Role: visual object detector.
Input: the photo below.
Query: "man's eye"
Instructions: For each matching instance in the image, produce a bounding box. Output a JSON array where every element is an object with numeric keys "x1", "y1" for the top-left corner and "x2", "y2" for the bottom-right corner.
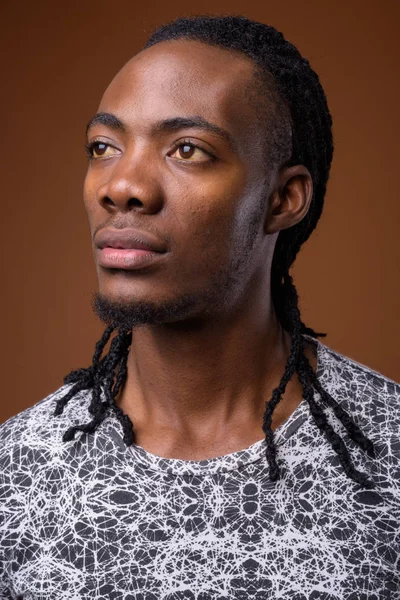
[
  {"x1": 86, "y1": 142, "x2": 119, "y2": 159},
  {"x1": 171, "y1": 143, "x2": 211, "y2": 162}
]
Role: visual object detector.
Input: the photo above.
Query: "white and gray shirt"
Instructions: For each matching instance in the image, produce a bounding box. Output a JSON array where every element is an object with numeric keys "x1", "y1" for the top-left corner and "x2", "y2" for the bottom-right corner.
[{"x1": 0, "y1": 340, "x2": 399, "y2": 599}]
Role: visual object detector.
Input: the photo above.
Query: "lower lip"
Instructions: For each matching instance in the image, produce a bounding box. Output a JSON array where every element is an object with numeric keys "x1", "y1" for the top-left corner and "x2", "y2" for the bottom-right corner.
[{"x1": 98, "y1": 247, "x2": 165, "y2": 270}]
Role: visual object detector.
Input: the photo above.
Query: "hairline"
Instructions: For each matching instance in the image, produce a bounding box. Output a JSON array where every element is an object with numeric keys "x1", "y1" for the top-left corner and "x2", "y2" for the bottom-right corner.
[{"x1": 142, "y1": 36, "x2": 293, "y2": 169}]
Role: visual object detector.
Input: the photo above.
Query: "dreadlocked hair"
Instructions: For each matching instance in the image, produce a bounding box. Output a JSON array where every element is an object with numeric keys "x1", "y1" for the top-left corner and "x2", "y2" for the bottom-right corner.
[
  {"x1": 54, "y1": 325, "x2": 134, "y2": 446},
  {"x1": 54, "y1": 15, "x2": 375, "y2": 487}
]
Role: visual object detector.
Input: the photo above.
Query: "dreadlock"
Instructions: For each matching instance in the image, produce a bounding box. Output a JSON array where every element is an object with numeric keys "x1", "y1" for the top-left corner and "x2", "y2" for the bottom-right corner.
[{"x1": 54, "y1": 15, "x2": 375, "y2": 487}]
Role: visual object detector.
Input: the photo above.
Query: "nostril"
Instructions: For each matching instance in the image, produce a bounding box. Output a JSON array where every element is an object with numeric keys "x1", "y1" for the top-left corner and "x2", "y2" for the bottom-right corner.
[
  {"x1": 128, "y1": 197, "x2": 144, "y2": 208},
  {"x1": 103, "y1": 196, "x2": 115, "y2": 208},
  {"x1": 100, "y1": 195, "x2": 145, "y2": 210}
]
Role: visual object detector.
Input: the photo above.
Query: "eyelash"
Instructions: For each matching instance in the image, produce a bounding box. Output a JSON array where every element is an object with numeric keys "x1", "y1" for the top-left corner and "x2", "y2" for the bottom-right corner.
[
  {"x1": 84, "y1": 141, "x2": 109, "y2": 159},
  {"x1": 170, "y1": 139, "x2": 215, "y2": 162},
  {"x1": 84, "y1": 139, "x2": 215, "y2": 162}
]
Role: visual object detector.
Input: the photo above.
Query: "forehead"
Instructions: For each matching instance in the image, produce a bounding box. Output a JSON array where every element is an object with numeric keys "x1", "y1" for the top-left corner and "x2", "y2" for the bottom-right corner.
[{"x1": 98, "y1": 40, "x2": 264, "y2": 144}]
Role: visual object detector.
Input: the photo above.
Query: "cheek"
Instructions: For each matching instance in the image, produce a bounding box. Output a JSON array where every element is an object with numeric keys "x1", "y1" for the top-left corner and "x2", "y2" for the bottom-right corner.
[
  {"x1": 83, "y1": 174, "x2": 102, "y2": 234},
  {"x1": 175, "y1": 170, "x2": 249, "y2": 244},
  {"x1": 165, "y1": 183, "x2": 254, "y2": 289},
  {"x1": 172, "y1": 199, "x2": 233, "y2": 271}
]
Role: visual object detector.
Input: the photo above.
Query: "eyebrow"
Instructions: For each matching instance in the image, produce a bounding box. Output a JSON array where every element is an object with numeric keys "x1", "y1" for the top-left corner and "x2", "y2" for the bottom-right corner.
[
  {"x1": 86, "y1": 112, "x2": 125, "y2": 136},
  {"x1": 86, "y1": 112, "x2": 234, "y2": 147},
  {"x1": 153, "y1": 116, "x2": 233, "y2": 146}
]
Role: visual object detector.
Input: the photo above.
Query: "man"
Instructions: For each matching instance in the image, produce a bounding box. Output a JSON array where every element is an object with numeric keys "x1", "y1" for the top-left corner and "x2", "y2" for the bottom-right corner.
[{"x1": 0, "y1": 14, "x2": 399, "y2": 600}]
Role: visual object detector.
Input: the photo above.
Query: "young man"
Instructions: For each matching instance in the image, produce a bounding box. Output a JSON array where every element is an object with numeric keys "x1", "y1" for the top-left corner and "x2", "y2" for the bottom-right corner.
[{"x1": 0, "y1": 15, "x2": 399, "y2": 600}]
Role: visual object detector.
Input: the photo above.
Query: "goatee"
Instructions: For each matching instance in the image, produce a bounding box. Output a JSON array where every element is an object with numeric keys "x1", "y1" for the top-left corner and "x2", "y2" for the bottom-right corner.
[{"x1": 91, "y1": 291, "x2": 208, "y2": 330}]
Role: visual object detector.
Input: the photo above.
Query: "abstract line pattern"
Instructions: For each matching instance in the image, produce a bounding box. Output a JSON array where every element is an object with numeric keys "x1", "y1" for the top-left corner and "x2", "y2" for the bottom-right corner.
[{"x1": 0, "y1": 340, "x2": 399, "y2": 599}]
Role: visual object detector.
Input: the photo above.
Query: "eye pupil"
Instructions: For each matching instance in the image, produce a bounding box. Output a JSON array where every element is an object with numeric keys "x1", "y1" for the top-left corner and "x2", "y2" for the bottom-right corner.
[
  {"x1": 179, "y1": 144, "x2": 195, "y2": 159},
  {"x1": 95, "y1": 143, "x2": 107, "y2": 155}
]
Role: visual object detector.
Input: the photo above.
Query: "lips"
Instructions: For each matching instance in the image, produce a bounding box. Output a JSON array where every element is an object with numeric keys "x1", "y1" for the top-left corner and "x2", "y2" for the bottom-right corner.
[
  {"x1": 95, "y1": 228, "x2": 167, "y2": 253},
  {"x1": 95, "y1": 228, "x2": 168, "y2": 270}
]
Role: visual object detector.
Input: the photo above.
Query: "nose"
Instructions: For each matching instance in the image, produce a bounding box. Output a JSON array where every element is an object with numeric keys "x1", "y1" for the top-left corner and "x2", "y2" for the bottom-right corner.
[{"x1": 96, "y1": 151, "x2": 164, "y2": 215}]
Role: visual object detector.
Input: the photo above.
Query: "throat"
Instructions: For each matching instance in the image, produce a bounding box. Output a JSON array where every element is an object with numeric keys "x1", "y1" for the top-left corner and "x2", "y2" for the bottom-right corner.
[
  {"x1": 112, "y1": 316, "x2": 318, "y2": 462},
  {"x1": 113, "y1": 341, "x2": 314, "y2": 462}
]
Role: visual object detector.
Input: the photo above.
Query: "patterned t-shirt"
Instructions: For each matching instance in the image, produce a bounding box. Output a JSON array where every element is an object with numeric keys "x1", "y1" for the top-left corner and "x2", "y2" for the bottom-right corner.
[{"x1": 0, "y1": 340, "x2": 399, "y2": 600}]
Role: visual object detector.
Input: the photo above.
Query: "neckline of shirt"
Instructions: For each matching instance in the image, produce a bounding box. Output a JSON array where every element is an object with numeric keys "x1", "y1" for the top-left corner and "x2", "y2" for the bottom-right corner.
[{"x1": 107, "y1": 336, "x2": 328, "y2": 476}]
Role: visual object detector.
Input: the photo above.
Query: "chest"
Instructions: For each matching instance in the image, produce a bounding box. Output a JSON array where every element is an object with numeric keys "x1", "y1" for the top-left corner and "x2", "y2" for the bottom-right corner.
[{"x1": 4, "y1": 468, "x2": 400, "y2": 599}]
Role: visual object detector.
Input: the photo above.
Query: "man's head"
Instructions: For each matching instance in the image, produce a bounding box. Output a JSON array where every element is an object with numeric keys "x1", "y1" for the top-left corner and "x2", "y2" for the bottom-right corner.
[
  {"x1": 58, "y1": 17, "x2": 374, "y2": 489},
  {"x1": 83, "y1": 15, "x2": 333, "y2": 331}
]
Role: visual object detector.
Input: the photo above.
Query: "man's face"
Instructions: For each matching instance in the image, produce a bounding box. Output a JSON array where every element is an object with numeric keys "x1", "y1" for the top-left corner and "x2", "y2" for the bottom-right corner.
[{"x1": 84, "y1": 40, "x2": 278, "y2": 326}]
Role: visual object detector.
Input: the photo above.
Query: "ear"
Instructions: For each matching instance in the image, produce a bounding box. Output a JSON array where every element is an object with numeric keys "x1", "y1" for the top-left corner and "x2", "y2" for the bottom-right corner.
[{"x1": 264, "y1": 165, "x2": 313, "y2": 234}]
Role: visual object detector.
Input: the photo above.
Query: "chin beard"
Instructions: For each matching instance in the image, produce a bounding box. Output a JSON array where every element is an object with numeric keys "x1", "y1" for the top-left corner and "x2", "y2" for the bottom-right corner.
[
  {"x1": 91, "y1": 291, "x2": 211, "y2": 330},
  {"x1": 92, "y1": 224, "x2": 262, "y2": 331}
]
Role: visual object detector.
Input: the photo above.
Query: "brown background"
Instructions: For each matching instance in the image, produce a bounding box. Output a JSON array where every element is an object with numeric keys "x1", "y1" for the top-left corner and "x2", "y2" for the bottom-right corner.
[{"x1": 0, "y1": 0, "x2": 399, "y2": 423}]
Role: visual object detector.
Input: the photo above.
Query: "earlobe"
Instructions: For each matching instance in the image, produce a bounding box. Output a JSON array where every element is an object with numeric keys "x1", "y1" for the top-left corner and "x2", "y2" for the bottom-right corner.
[{"x1": 264, "y1": 165, "x2": 313, "y2": 234}]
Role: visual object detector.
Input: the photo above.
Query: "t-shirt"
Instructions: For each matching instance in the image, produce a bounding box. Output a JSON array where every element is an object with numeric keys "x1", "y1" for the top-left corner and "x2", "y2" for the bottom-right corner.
[{"x1": 0, "y1": 339, "x2": 399, "y2": 600}]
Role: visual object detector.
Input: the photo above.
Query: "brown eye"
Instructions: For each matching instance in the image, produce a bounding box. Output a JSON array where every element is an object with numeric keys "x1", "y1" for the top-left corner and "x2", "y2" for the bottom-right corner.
[
  {"x1": 93, "y1": 143, "x2": 108, "y2": 156},
  {"x1": 179, "y1": 144, "x2": 196, "y2": 159},
  {"x1": 170, "y1": 142, "x2": 212, "y2": 163},
  {"x1": 87, "y1": 142, "x2": 119, "y2": 159}
]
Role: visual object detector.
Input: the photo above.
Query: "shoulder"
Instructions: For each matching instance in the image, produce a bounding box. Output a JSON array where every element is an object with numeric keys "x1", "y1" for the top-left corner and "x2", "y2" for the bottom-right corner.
[
  {"x1": 0, "y1": 386, "x2": 102, "y2": 571},
  {"x1": 316, "y1": 340, "x2": 400, "y2": 413},
  {"x1": 0, "y1": 385, "x2": 94, "y2": 486},
  {"x1": 315, "y1": 339, "x2": 400, "y2": 453},
  {"x1": 0, "y1": 386, "x2": 101, "y2": 540},
  {"x1": 0, "y1": 385, "x2": 92, "y2": 449},
  {"x1": 304, "y1": 339, "x2": 400, "y2": 494}
]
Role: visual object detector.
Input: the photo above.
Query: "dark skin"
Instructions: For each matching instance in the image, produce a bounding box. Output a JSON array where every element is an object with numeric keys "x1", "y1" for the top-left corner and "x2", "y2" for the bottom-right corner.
[{"x1": 84, "y1": 40, "x2": 315, "y2": 460}]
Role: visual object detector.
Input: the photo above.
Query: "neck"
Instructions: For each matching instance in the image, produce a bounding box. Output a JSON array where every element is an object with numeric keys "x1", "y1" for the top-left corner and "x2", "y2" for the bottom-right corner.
[{"x1": 115, "y1": 294, "x2": 305, "y2": 460}]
